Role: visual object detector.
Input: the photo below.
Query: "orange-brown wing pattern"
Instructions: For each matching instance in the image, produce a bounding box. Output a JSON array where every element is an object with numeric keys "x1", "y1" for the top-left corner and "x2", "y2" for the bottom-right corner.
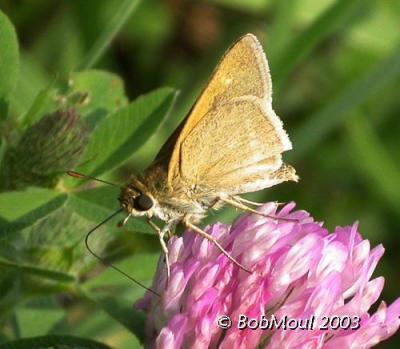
[
  {"x1": 163, "y1": 34, "x2": 295, "y2": 193},
  {"x1": 179, "y1": 99, "x2": 295, "y2": 194}
]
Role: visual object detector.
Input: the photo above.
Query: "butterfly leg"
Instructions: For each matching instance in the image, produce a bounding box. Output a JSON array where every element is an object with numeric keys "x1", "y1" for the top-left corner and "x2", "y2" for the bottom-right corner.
[
  {"x1": 159, "y1": 230, "x2": 171, "y2": 281},
  {"x1": 184, "y1": 220, "x2": 252, "y2": 274},
  {"x1": 163, "y1": 221, "x2": 176, "y2": 239},
  {"x1": 148, "y1": 219, "x2": 171, "y2": 281},
  {"x1": 237, "y1": 196, "x2": 286, "y2": 207},
  {"x1": 221, "y1": 197, "x2": 297, "y2": 222},
  {"x1": 236, "y1": 196, "x2": 264, "y2": 206}
]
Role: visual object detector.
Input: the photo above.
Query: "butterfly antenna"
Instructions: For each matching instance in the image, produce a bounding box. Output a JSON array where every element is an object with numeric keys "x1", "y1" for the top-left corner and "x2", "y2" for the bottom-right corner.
[
  {"x1": 67, "y1": 170, "x2": 122, "y2": 188},
  {"x1": 84, "y1": 208, "x2": 161, "y2": 298}
]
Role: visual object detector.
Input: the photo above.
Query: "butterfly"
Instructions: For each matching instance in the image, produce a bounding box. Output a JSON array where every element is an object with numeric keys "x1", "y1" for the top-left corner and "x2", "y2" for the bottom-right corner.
[{"x1": 69, "y1": 33, "x2": 298, "y2": 282}]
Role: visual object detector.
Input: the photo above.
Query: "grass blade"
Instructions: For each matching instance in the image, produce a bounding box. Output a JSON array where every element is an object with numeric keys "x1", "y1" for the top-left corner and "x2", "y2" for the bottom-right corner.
[
  {"x1": 78, "y1": 0, "x2": 140, "y2": 70},
  {"x1": 273, "y1": 0, "x2": 365, "y2": 90},
  {"x1": 289, "y1": 44, "x2": 400, "y2": 162},
  {"x1": 81, "y1": 290, "x2": 146, "y2": 344},
  {"x1": 345, "y1": 111, "x2": 400, "y2": 212},
  {"x1": 265, "y1": 0, "x2": 299, "y2": 66},
  {"x1": 0, "y1": 257, "x2": 76, "y2": 283}
]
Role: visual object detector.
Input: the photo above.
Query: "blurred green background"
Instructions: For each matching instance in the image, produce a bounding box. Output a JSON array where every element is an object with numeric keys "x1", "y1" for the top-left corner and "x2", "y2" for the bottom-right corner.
[{"x1": 0, "y1": 0, "x2": 399, "y2": 348}]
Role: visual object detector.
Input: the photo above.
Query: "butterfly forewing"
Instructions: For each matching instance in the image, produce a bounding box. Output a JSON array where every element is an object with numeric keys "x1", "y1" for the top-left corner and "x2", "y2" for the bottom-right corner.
[
  {"x1": 155, "y1": 35, "x2": 269, "y2": 168},
  {"x1": 161, "y1": 33, "x2": 295, "y2": 194}
]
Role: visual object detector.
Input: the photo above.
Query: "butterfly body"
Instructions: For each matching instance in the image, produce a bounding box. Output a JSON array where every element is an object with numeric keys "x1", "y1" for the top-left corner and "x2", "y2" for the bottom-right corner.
[{"x1": 119, "y1": 164, "x2": 219, "y2": 227}]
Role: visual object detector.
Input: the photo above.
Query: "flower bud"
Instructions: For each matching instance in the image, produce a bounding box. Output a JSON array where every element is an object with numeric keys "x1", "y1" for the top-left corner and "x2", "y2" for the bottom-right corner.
[{"x1": 0, "y1": 109, "x2": 87, "y2": 190}]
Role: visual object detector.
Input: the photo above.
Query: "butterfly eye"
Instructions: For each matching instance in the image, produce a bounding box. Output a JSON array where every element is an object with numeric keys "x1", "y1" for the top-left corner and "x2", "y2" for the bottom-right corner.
[{"x1": 133, "y1": 194, "x2": 153, "y2": 211}]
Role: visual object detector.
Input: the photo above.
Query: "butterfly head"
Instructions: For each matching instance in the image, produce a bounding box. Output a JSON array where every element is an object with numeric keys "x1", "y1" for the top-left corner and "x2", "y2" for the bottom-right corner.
[{"x1": 119, "y1": 183, "x2": 154, "y2": 217}]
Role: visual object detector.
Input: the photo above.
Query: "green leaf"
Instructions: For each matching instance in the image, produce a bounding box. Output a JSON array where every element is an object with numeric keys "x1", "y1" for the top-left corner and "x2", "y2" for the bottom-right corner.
[
  {"x1": 0, "y1": 335, "x2": 113, "y2": 349},
  {"x1": 68, "y1": 70, "x2": 128, "y2": 123},
  {"x1": 82, "y1": 291, "x2": 146, "y2": 344},
  {"x1": 18, "y1": 70, "x2": 128, "y2": 128},
  {"x1": 0, "y1": 257, "x2": 76, "y2": 283},
  {"x1": 73, "y1": 87, "x2": 177, "y2": 178},
  {"x1": 69, "y1": 186, "x2": 152, "y2": 234},
  {"x1": 86, "y1": 252, "x2": 159, "y2": 300},
  {"x1": 79, "y1": 0, "x2": 140, "y2": 70},
  {"x1": 9, "y1": 54, "x2": 51, "y2": 118},
  {"x1": 273, "y1": 0, "x2": 366, "y2": 90},
  {"x1": 20, "y1": 80, "x2": 58, "y2": 128},
  {"x1": 0, "y1": 188, "x2": 67, "y2": 238},
  {"x1": 14, "y1": 204, "x2": 101, "y2": 277},
  {"x1": 289, "y1": 43, "x2": 400, "y2": 162},
  {"x1": 0, "y1": 10, "x2": 19, "y2": 120},
  {"x1": 15, "y1": 307, "x2": 65, "y2": 338},
  {"x1": 79, "y1": 255, "x2": 158, "y2": 346}
]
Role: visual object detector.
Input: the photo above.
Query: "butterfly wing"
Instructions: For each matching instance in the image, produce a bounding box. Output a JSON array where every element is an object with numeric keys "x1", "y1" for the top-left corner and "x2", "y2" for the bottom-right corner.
[
  {"x1": 161, "y1": 34, "x2": 296, "y2": 195},
  {"x1": 179, "y1": 98, "x2": 297, "y2": 194}
]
